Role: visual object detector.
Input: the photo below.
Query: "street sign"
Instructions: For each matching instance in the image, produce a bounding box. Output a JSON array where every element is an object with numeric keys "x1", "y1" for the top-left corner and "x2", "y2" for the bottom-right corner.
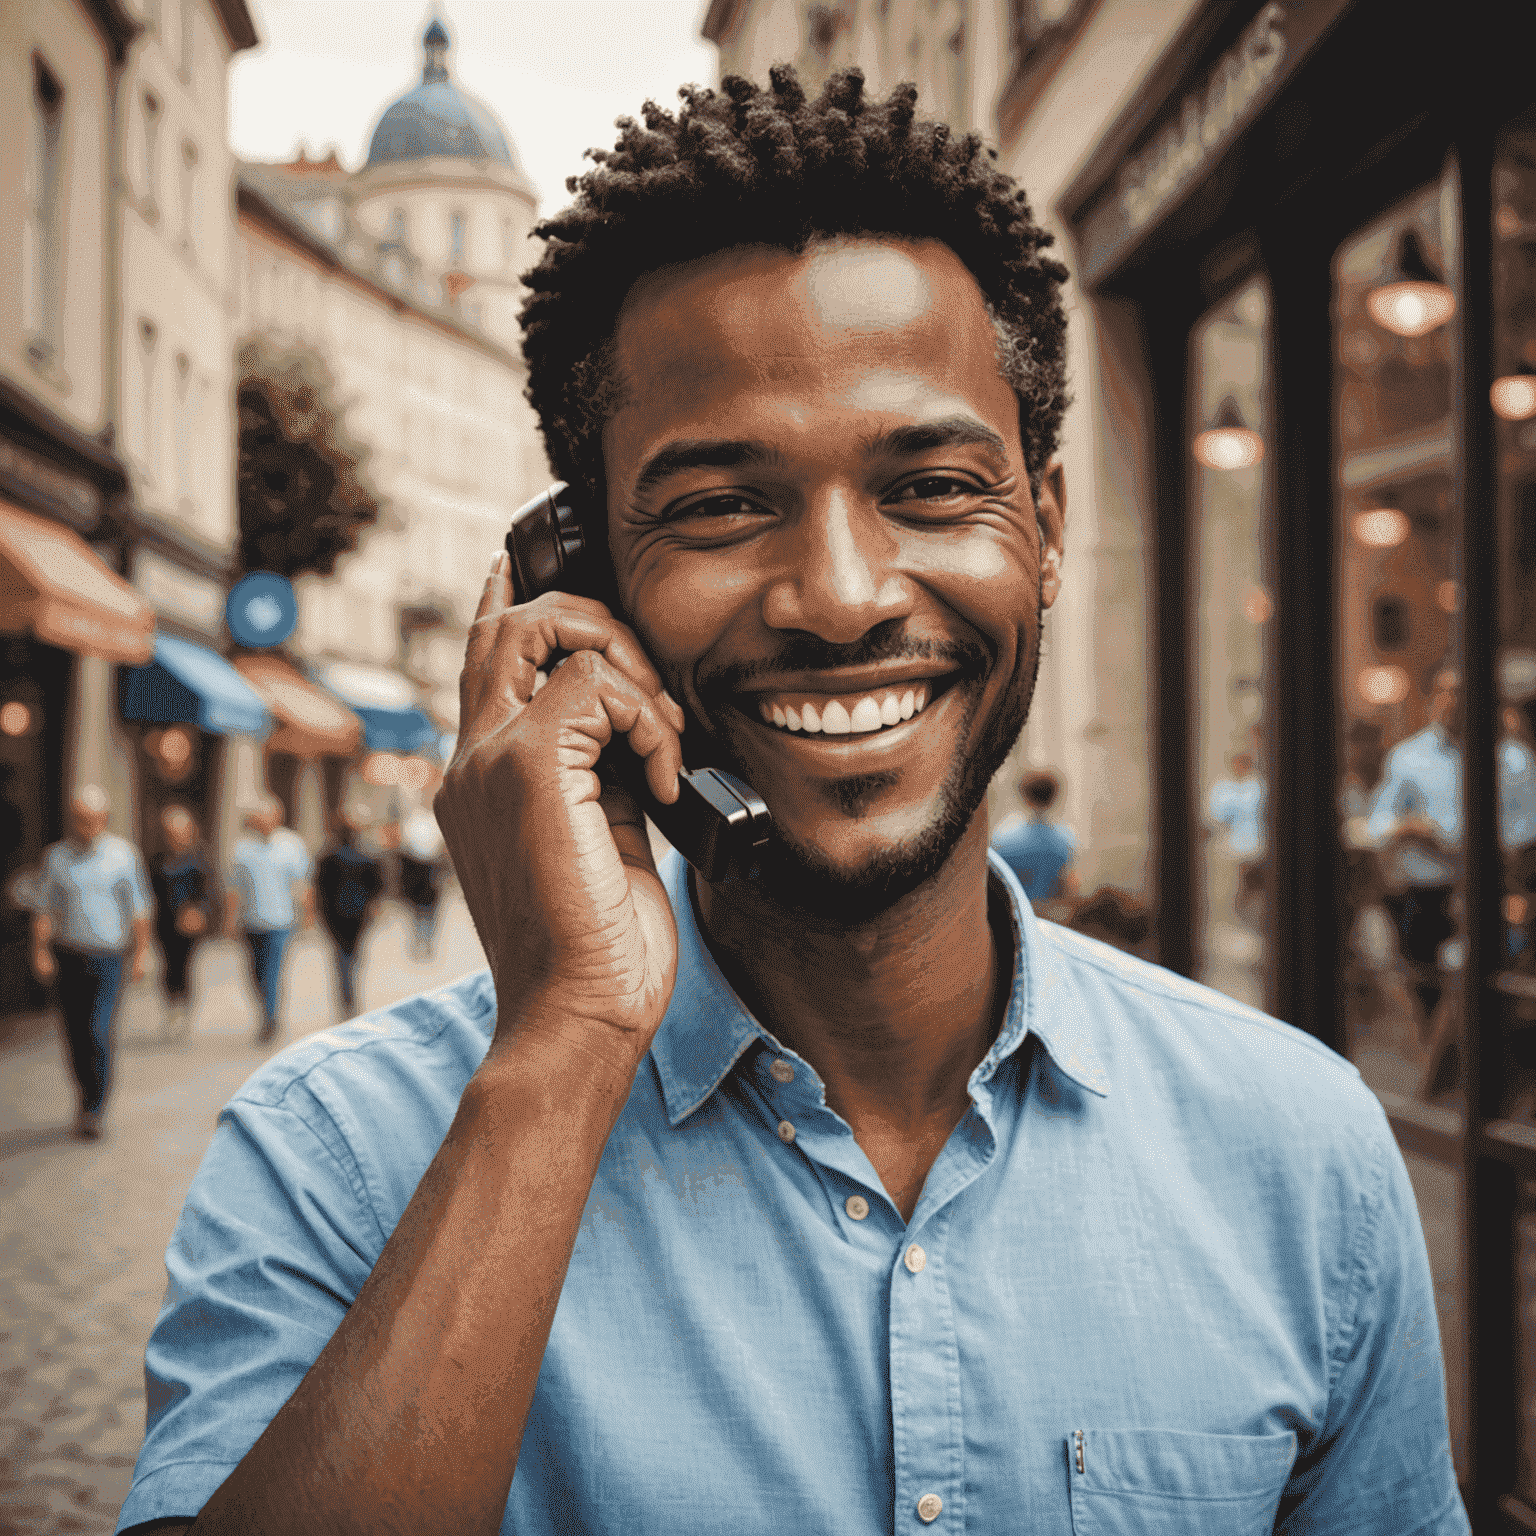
[{"x1": 226, "y1": 571, "x2": 297, "y2": 648}]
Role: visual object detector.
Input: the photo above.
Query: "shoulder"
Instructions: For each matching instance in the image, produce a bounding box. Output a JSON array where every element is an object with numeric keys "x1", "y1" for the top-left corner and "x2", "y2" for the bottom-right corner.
[{"x1": 1037, "y1": 922, "x2": 1382, "y2": 1155}]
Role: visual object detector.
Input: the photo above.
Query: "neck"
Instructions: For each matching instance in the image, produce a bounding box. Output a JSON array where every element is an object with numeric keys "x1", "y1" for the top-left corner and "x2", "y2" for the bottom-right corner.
[{"x1": 694, "y1": 813, "x2": 1010, "y2": 1134}]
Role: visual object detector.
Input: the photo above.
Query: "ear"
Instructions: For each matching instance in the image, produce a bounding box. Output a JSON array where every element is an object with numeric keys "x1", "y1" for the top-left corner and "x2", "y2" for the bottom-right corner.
[{"x1": 1036, "y1": 459, "x2": 1066, "y2": 609}]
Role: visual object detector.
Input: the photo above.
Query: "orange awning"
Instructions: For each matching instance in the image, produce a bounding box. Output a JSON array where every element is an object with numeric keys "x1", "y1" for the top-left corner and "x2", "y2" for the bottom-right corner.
[
  {"x1": 234, "y1": 652, "x2": 363, "y2": 759},
  {"x1": 0, "y1": 498, "x2": 155, "y2": 664}
]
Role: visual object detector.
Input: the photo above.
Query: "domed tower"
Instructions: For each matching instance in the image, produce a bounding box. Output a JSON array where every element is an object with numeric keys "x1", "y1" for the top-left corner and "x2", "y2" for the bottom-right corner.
[{"x1": 350, "y1": 16, "x2": 539, "y2": 353}]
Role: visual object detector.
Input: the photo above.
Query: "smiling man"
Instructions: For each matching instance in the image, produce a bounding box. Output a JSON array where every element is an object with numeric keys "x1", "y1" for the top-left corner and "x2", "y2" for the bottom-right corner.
[{"x1": 118, "y1": 69, "x2": 1465, "y2": 1536}]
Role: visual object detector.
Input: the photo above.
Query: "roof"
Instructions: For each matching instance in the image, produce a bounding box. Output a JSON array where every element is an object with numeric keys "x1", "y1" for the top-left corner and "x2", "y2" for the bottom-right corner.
[{"x1": 364, "y1": 18, "x2": 521, "y2": 173}]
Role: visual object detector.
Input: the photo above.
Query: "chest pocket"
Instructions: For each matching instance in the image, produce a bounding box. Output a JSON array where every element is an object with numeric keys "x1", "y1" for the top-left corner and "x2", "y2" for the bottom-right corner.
[{"x1": 1068, "y1": 1428, "x2": 1296, "y2": 1536}]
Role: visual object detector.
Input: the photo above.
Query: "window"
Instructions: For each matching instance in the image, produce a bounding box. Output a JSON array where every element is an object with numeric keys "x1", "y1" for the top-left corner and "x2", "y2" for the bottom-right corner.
[
  {"x1": 179, "y1": 138, "x2": 198, "y2": 250},
  {"x1": 22, "y1": 55, "x2": 65, "y2": 370},
  {"x1": 137, "y1": 318, "x2": 159, "y2": 479},
  {"x1": 997, "y1": 0, "x2": 1097, "y2": 142},
  {"x1": 449, "y1": 209, "x2": 466, "y2": 266},
  {"x1": 173, "y1": 352, "x2": 192, "y2": 504},
  {"x1": 141, "y1": 91, "x2": 161, "y2": 212}
]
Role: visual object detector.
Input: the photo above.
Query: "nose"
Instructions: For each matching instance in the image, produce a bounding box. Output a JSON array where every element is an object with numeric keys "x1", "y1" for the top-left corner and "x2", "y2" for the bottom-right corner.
[{"x1": 760, "y1": 489, "x2": 914, "y2": 644}]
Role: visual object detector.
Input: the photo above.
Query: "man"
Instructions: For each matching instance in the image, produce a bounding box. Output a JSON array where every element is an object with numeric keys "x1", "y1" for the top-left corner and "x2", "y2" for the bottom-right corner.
[
  {"x1": 1207, "y1": 747, "x2": 1267, "y2": 929},
  {"x1": 1366, "y1": 668, "x2": 1536, "y2": 1021},
  {"x1": 313, "y1": 805, "x2": 383, "y2": 1020},
  {"x1": 990, "y1": 767, "x2": 1078, "y2": 903},
  {"x1": 397, "y1": 804, "x2": 447, "y2": 961},
  {"x1": 148, "y1": 805, "x2": 219, "y2": 1040},
  {"x1": 119, "y1": 70, "x2": 1466, "y2": 1534},
  {"x1": 225, "y1": 796, "x2": 312, "y2": 1045},
  {"x1": 29, "y1": 785, "x2": 150, "y2": 1139}
]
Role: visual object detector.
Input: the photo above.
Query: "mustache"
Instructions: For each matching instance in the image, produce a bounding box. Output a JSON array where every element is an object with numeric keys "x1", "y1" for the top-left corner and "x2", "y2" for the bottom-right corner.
[{"x1": 697, "y1": 620, "x2": 990, "y2": 708}]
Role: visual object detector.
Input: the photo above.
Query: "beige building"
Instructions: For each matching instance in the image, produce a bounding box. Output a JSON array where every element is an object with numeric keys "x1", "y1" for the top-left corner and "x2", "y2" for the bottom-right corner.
[{"x1": 234, "y1": 17, "x2": 551, "y2": 809}]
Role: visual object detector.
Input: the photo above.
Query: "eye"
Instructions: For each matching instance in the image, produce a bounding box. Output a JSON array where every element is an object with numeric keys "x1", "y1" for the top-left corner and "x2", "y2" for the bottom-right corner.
[{"x1": 886, "y1": 475, "x2": 979, "y2": 507}]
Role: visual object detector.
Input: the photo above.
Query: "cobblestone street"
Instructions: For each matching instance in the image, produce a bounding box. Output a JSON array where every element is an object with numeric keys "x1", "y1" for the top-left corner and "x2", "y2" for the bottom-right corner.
[{"x1": 0, "y1": 896, "x2": 486, "y2": 1536}]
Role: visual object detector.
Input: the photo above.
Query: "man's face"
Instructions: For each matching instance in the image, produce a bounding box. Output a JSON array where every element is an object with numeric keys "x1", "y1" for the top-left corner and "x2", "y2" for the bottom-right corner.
[
  {"x1": 603, "y1": 239, "x2": 1064, "y2": 915},
  {"x1": 69, "y1": 801, "x2": 109, "y2": 846}
]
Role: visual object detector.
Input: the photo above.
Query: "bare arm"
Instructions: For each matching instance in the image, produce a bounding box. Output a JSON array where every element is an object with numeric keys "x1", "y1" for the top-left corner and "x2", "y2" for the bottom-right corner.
[
  {"x1": 30, "y1": 912, "x2": 55, "y2": 981},
  {"x1": 129, "y1": 914, "x2": 151, "y2": 982},
  {"x1": 184, "y1": 555, "x2": 684, "y2": 1535}
]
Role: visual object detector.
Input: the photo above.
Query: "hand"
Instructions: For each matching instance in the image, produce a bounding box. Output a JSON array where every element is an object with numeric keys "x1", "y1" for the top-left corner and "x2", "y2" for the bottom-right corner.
[
  {"x1": 31, "y1": 946, "x2": 55, "y2": 983},
  {"x1": 435, "y1": 553, "x2": 686, "y2": 1071},
  {"x1": 175, "y1": 906, "x2": 207, "y2": 937}
]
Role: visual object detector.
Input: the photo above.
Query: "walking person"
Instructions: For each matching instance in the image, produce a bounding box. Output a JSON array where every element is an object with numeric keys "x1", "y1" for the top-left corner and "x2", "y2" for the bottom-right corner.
[
  {"x1": 397, "y1": 805, "x2": 446, "y2": 961},
  {"x1": 149, "y1": 805, "x2": 219, "y2": 1040},
  {"x1": 990, "y1": 768, "x2": 1080, "y2": 906},
  {"x1": 27, "y1": 785, "x2": 151, "y2": 1139},
  {"x1": 226, "y1": 797, "x2": 313, "y2": 1045},
  {"x1": 315, "y1": 806, "x2": 384, "y2": 1021}
]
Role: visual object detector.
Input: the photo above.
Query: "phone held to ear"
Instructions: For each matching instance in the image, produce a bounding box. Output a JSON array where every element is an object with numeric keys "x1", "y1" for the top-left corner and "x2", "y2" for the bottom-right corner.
[{"x1": 505, "y1": 482, "x2": 771, "y2": 884}]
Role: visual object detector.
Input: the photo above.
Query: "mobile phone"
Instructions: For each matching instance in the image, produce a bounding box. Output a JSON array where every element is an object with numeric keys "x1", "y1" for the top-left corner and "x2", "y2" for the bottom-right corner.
[{"x1": 505, "y1": 482, "x2": 771, "y2": 883}]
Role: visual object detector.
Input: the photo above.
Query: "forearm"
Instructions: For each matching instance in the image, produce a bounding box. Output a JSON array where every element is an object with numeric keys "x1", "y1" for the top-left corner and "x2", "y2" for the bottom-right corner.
[
  {"x1": 132, "y1": 915, "x2": 151, "y2": 959},
  {"x1": 190, "y1": 1022, "x2": 641, "y2": 1536},
  {"x1": 31, "y1": 913, "x2": 52, "y2": 950}
]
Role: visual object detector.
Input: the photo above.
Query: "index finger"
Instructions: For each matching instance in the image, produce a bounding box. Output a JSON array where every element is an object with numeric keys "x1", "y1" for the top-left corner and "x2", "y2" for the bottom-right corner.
[{"x1": 475, "y1": 550, "x2": 512, "y2": 624}]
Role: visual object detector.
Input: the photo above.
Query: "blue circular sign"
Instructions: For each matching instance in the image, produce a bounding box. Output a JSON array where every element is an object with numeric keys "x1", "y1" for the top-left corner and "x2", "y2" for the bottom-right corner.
[{"x1": 226, "y1": 571, "x2": 298, "y2": 648}]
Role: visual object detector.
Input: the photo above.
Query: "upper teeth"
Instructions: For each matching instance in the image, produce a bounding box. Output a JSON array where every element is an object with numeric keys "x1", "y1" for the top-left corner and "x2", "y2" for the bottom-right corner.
[{"x1": 758, "y1": 687, "x2": 928, "y2": 734}]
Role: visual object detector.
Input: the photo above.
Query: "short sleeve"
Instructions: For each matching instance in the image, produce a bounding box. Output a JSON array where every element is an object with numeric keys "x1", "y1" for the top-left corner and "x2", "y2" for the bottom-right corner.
[
  {"x1": 115, "y1": 1098, "x2": 382, "y2": 1532},
  {"x1": 1276, "y1": 1114, "x2": 1469, "y2": 1534},
  {"x1": 127, "y1": 846, "x2": 153, "y2": 919}
]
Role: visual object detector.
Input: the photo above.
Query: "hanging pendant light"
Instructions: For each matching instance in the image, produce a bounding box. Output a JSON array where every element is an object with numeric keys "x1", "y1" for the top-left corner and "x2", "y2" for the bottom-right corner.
[
  {"x1": 1365, "y1": 227, "x2": 1455, "y2": 338},
  {"x1": 1491, "y1": 364, "x2": 1536, "y2": 422},
  {"x1": 1193, "y1": 396, "x2": 1264, "y2": 470}
]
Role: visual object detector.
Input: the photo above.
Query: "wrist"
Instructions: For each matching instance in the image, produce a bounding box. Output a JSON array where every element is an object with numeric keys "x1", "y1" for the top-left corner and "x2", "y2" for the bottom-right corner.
[{"x1": 477, "y1": 1006, "x2": 649, "y2": 1109}]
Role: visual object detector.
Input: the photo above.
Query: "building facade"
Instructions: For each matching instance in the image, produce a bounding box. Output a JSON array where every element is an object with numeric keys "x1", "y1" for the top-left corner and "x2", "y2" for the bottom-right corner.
[{"x1": 705, "y1": 0, "x2": 1536, "y2": 1522}]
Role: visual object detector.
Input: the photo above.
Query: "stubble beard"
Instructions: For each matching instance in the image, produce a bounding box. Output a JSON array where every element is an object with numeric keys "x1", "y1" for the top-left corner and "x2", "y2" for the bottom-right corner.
[{"x1": 693, "y1": 598, "x2": 1045, "y2": 928}]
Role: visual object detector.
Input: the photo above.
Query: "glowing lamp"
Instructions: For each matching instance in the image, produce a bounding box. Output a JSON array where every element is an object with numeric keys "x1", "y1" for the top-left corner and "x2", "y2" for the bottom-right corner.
[
  {"x1": 361, "y1": 752, "x2": 402, "y2": 787},
  {"x1": 1358, "y1": 665, "x2": 1409, "y2": 706},
  {"x1": 0, "y1": 701, "x2": 31, "y2": 737},
  {"x1": 157, "y1": 726, "x2": 193, "y2": 768},
  {"x1": 1193, "y1": 397, "x2": 1264, "y2": 471},
  {"x1": 1365, "y1": 228, "x2": 1455, "y2": 338},
  {"x1": 1352, "y1": 507, "x2": 1410, "y2": 548},
  {"x1": 1492, "y1": 367, "x2": 1536, "y2": 422}
]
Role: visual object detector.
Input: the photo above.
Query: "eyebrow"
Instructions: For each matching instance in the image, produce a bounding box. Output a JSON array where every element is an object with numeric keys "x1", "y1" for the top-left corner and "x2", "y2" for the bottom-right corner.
[
  {"x1": 862, "y1": 416, "x2": 1010, "y2": 460},
  {"x1": 632, "y1": 440, "x2": 785, "y2": 500}
]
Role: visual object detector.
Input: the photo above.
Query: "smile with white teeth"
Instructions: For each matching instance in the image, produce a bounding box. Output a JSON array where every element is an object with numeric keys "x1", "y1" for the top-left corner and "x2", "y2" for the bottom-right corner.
[{"x1": 757, "y1": 686, "x2": 929, "y2": 735}]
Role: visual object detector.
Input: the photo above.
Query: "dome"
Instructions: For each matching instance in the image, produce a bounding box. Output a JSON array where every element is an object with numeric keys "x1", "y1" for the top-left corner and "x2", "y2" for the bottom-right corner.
[{"x1": 365, "y1": 19, "x2": 521, "y2": 173}]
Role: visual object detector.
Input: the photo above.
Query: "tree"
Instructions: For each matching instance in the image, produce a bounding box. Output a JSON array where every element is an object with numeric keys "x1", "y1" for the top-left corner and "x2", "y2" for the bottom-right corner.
[{"x1": 236, "y1": 337, "x2": 384, "y2": 578}]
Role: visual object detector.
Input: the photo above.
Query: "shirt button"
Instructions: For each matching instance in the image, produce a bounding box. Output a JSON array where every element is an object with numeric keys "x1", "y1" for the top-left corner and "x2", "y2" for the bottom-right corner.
[
  {"x1": 845, "y1": 1194, "x2": 869, "y2": 1221},
  {"x1": 777, "y1": 1120, "x2": 796, "y2": 1143},
  {"x1": 916, "y1": 1492, "x2": 943, "y2": 1522},
  {"x1": 904, "y1": 1243, "x2": 927, "y2": 1274},
  {"x1": 769, "y1": 1058, "x2": 795, "y2": 1083}
]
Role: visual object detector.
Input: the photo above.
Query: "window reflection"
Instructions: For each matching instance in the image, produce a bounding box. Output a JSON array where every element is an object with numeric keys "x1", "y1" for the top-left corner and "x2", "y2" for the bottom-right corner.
[
  {"x1": 1494, "y1": 111, "x2": 1536, "y2": 1123},
  {"x1": 1191, "y1": 278, "x2": 1270, "y2": 1010}
]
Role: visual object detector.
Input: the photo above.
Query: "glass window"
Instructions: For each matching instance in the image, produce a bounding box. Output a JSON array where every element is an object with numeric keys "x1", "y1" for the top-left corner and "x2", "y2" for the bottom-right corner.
[
  {"x1": 1332, "y1": 172, "x2": 1466, "y2": 1478},
  {"x1": 23, "y1": 55, "x2": 65, "y2": 365},
  {"x1": 1190, "y1": 277, "x2": 1272, "y2": 1011},
  {"x1": 1493, "y1": 108, "x2": 1536, "y2": 1120}
]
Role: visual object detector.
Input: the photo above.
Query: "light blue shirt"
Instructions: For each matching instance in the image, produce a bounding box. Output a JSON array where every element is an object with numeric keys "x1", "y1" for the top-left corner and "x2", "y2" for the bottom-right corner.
[
  {"x1": 119, "y1": 852, "x2": 1467, "y2": 1535},
  {"x1": 35, "y1": 833, "x2": 151, "y2": 954},
  {"x1": 1365, "y1": 722, "x2": 1536, "y2": 859},
  {"x1": 1208, "y1": 774, "x2": 1267, "y2": 858},
  {"x1": 229, "y1": 831, "x2": 311, "y2": 933}
]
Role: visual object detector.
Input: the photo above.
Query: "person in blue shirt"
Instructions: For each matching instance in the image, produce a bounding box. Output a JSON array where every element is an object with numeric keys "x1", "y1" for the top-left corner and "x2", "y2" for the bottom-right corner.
[
  {"x1": 225, "y1": 797, "x2": 313, "y2": 1045},
  {"x1": 119, "y1": 70, "x2": 1467, "y2": 1536},
  {"x1": 28, "y1": 785, "x2": 152, "y2": 1139},
  {"x1": 990, "y1": 767, "x2": 1079, "y2": 903}
]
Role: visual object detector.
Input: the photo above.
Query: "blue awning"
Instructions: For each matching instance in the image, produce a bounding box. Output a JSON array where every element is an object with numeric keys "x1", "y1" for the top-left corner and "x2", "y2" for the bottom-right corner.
[
  {"x1": 122, "y1": 633, "x2": 272, "y2": 736},
  {"x1": 317, "y1": 661, "x2": 437, "y2": 754}
]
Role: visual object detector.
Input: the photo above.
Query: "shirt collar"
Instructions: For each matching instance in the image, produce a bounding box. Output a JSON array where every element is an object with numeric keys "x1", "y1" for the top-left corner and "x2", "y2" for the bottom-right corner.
[{"x1": 649, "y1": 848, "x2": 1110, "y2": 1127}]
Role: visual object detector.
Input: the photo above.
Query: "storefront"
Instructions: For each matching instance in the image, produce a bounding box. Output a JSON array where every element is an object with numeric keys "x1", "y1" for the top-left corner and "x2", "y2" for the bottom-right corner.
[
  {"x1": 0, "y1": 381, "x2": 155, "y2": 1020},
  {"x1": 1056, "y1": 0, "x2": 1534, "y2": 1519}
]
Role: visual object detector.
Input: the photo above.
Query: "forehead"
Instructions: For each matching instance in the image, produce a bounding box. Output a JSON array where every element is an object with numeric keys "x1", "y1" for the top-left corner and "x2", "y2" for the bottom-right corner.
[{"x1": 608, "y1": 238, "x2": 1010, "y2": 430}]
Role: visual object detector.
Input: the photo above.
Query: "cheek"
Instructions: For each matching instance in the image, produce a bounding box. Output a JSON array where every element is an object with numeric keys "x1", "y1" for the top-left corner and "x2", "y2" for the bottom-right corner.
[{"x1": 629, "y1": 556, "x2": 762, "y2": 688}]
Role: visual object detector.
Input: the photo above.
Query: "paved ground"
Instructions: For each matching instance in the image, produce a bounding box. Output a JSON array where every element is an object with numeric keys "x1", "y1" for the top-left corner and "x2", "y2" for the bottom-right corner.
[{"x1": 0, "y1": 895, "x2": 486, "y2": 1536}]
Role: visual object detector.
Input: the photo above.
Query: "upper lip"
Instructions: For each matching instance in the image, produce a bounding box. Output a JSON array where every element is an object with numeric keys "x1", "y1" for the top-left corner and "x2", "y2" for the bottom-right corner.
[{"x1": 737, "y1": 663, "x2": 958, "y2": 699}]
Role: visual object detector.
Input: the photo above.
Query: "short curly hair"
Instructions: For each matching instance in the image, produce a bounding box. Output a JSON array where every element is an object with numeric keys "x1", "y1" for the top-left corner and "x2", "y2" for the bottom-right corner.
[{"x1": 520, "y1": 64, "x2": 1070, "y2": 521}]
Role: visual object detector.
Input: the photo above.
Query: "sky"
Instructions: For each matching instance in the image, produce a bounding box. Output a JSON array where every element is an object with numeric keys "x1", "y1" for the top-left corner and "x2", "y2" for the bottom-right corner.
[{"x1": 229, "y1": 0, "x2": 721, "y2": 212}]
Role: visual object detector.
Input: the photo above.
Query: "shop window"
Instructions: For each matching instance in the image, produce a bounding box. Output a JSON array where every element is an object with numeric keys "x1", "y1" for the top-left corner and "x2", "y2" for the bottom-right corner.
[
  {"x1": 22, "y1": 55, "x2": 65, "y2": 372},
  {"x1": 1333, "y1": 172, "x2": 1467, "y2": 1477},
  {"x1": 1189, "y1": 277, "x2": 1272, "y2": 1011},
  {"x1": 1493, "y1": 108, "x2": 1536, "y2": 1132}
]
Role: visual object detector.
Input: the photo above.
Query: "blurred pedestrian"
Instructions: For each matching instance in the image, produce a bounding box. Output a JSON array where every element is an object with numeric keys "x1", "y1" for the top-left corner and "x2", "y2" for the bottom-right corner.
[
  {"x1": 1207, "y1": 749, "x2": 1267, "y2": 928},
  {"x1": 149, "y1": 804, "x2": 219, "y2": 1040},
  {"x1": 27, "y1": 785, "x2": 151, "y2": 1138},
  {"x1": 991, "y1": 769, "x2": 1079, "y2": 905},
  {"x1": 315, "y1": 806, "x2": 384, "y2": 1020},
  {"x1": 226, "y1": 796, "x2": 314, "y2": 1045},
  {"x1": 398, "y1": 805, "x2": 446, "y2": 961}
]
